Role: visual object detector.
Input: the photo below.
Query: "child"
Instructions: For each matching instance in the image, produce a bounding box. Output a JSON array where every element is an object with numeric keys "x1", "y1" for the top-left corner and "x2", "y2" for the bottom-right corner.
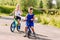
[
  {"x1": 24, "y1": 7, "x2": 35, "y2": 37},
  {"x1": 12, "y1": 4, "x2": 22, "y2": 32}
]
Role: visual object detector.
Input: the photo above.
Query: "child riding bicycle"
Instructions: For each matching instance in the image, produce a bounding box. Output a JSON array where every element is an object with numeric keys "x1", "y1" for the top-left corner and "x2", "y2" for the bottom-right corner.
[
  {"x1": 24, "y1": 7, "x2": 35, "y2": 37},
  {"x1": 12, "y1": 4, "x2": 22, "y2": 32}
]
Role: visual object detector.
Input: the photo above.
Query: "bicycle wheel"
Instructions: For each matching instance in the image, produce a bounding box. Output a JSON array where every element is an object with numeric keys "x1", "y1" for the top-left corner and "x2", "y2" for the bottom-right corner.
[
  {"x1": 10, "y1": 21, "x2": 16, "y2": 32},
  {"x1": 27, "y1": 27, "x2": 31, "y2": 38}
]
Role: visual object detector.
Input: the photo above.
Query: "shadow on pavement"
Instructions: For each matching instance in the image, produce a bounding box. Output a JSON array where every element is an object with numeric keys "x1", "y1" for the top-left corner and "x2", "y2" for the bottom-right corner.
[
  {"x1": 0, "y1": 31, "x2": 51, "y2": 40},
  {"x1": 14, "y1": 31, "x2": 48, "y2": 37},
  {"x1": 13, "y1": 31, "x2": 51, "y2": 40},
  {"x1": 30, "y1": 37, "x2": 51, "y2": 40},
  {"x1": 13, "y1": 31, "x2": 25, "y2": 34},
  {"x1": 35, "y1": 33, "x2": 48, "y2": 37},
  {"x1": 28, "y1": 34, "x2": 51, "y2": 40},
  {"x1": 23, "y1": 34, "x2": 51, "y2": 40}
]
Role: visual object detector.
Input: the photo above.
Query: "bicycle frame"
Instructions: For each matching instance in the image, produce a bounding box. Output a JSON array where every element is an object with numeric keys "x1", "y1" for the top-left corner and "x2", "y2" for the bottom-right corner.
[{"x1": 14, "y1": 19, "x2": 18, "y2": 26}]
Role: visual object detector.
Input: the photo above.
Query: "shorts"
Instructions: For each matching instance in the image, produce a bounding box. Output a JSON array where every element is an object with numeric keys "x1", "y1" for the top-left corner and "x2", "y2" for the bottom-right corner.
[
  {"x1": 26, "y1": 21, "x2": 34, "y2": 27},
  {"x1": 15, "y1": 16, "x2": 21, "y2": 20}
]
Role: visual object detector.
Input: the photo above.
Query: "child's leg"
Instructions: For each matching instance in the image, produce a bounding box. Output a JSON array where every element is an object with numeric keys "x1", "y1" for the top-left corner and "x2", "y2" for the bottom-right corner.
[
  {"x1": 25, "y1": 22, "x2": 28, "y2": 33},
  {"x1": 17, "y1": 19, "x2": 21, "y2": 31},
  {"x1": 31, "y1": 27, "x2": 35, "y2": 33},
  {"x1": 24, "y1": 27, "x2": 28, "y2": 37},
  {"x1": 18, "y1": 19, "x2": 21, "y2": 25},
  {"x1": 25, "y1": 27, "x2": 27, "y2": 32},
  {"x1": 31, "y1": 27, "x2": 36, "y2": 37}
]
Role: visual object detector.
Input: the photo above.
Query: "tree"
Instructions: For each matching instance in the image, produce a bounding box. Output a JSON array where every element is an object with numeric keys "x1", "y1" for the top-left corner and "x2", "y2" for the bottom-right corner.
[
  {"x1": 47, "y1": 0, "x2": 53, "y2": 9},
  {"x1": 10, "y1": 0, "x2": 17, "y2": 6},
  {"x1": 11, "y1": 0, "x2": 14, "y2": 5},
  {"x1": 20, "y1": 0, "x2": 37, "y2": 11},
  {"x1": 39, "y1": 0, "x2": 43, "y2": 8},
  {"x1": 56, "y1": 0, "x2": 60, "y2": 9}
]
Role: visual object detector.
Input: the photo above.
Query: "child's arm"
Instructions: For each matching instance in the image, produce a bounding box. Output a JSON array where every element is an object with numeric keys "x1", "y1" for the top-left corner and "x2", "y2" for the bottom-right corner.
[
  {"x1": 33, "y1": 15, "x2": 35, "y2": 20},
  {"x1": 24, "y1": 14, "x2": 28, "y2": 21},
  {"x1": 13, "y1": 10, "x2": 15, "y2": 18},
  {"x1": 10, "y1": 10, "x2": 15, "y2": 18},
  {"x1": 31, "y1": 15, "x2": 35, "y2": 21},
  {"x1": 20, "y1": 10, "x2": 23, "y2": 16}
]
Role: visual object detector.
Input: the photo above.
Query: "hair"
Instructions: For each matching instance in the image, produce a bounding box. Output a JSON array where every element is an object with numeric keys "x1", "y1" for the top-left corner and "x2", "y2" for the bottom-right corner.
[
  {"x1": 28, "y1": 7, "x2": 33, "y2": 12},
  {"x1": 30, "y1": 8, "x2": 33, "y2": 10},
  {"x1": 15, "y1": 4, "x2": 20, "y2": 10}
]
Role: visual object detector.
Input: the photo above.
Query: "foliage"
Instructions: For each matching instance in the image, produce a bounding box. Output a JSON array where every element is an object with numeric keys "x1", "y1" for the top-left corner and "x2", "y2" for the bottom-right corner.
[
  {"x1": 47, "y1": 0, "x2": 53, "y2": 9},
  {"x1": 37, "y1": 14, "x2": 60, "y2": 28},
  {"x1": 56, "y1": 0, "x2": 60, "y2": 9},
  {"x1": 0, "y1": 5, "x2": 15, "y2": 14},
  {"x1": 20, "y1": 0, "x2": 37, "y2": 11},
  {"x1": 39, "y1": 0, "x2": 43, "y2": 8}
]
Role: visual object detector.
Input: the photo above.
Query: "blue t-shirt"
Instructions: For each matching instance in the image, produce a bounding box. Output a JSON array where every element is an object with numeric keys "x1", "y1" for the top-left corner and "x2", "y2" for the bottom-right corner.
[
  {"x1": 26, "y1": 13, "x2": 34, "y2": 26},
  {"x1": 27, "y1": 13, "x2": 34, "y2": 22}
]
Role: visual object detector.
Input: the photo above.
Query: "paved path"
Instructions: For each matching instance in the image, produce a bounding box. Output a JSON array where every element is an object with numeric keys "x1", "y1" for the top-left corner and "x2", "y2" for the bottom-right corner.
[{"x1": 0, "y1": 16, "x2": 60, "y2": 40}]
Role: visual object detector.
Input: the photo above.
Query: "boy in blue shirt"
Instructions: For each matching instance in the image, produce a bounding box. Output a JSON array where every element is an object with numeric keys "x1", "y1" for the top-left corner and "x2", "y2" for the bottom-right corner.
[{"x1": 24, "y1": 7, "x2": 35, "y2": 37}]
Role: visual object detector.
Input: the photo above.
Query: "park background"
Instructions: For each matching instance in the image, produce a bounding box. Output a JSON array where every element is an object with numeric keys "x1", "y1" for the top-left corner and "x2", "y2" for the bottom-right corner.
[{"x1": 0, "y1": 0, "x2": 60, "y2": 28}]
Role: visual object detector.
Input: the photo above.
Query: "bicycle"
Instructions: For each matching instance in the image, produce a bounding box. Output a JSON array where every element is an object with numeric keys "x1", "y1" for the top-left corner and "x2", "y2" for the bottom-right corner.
[
  {"x1": 24, "y1": 20, "x2": 36, "y2": 38},
  {"x1": 10, "y1": 18, "x2": 21, "y2": 32}
]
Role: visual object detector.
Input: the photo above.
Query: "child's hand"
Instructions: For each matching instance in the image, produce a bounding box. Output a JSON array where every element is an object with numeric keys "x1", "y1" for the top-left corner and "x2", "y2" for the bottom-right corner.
[
  {"x1": 23, "y1": 18, "x2": 27, "y2": 21},
  {"x1": 14, "y1": 16, "x2": 15, "y2": 18},
  {"x1": 31, "y1": 19, "x2": 34, "y2": 21},
  {"x1": 23, "y1": 20, "x2": 26, "y2": 21}
]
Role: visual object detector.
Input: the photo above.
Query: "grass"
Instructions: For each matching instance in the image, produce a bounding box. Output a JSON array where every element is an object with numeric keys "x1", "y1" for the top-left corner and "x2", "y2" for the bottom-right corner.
[
  {"x1": 0, "y1": 13, "x2": 9, "y2": 16},
  {"x1": 0, "y1": 5, "x2": 15, "y2": 16},
  {"x1": 0, "y1": 5, "x2": 15, "y2": 14},
  {"x1": 37, "y1": 13, "x2": 60, "y2": 28}
]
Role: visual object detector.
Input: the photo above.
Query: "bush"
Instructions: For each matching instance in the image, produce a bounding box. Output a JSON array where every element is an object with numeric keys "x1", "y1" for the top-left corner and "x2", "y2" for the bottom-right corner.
[
  {"x1": 55, "y1": 21, "x2": 60, "y2": 28},
  {"x1": 0, "y1": 5, "x2": 15, "y2": 14},
  {"x1": 20, "y1": 0, "x2": 37, "y2": 11},
  {"x1": 49, "y1": 16, "x2": 56, "y2": 26},
  {"x1": 37, "y1": 14, "x2": 49, "y2": 24},
  {"x1": 37, "y1": 15, "x2": 41, "y2": 23},
  {"x1": 37, "y1": 14, "x2": 60, "y2": 28}
]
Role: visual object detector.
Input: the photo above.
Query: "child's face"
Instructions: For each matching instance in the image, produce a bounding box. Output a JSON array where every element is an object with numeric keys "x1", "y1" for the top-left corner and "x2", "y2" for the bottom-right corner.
[
  {"x1": 16, "y1": 5, "x2": 20, "y2": 10},
  {"x1": 29, "y1": 10, "x2": 33, "y2": 14},
  {"x1": 17, "y1": 5, "x2": 20, "y2": 10}
]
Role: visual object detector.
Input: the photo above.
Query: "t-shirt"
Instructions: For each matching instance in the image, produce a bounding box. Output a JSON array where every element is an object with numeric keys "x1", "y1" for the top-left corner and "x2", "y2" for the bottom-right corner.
[
  {"x1": 15, "y1": 10, "x2": 20, "y2": 17},
  {"x1": 26, "y1": 13, "x2": 34, "y2": 23}
]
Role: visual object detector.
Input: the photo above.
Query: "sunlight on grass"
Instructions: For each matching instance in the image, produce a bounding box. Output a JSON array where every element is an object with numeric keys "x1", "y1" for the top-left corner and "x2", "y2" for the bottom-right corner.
[
  {"x1": 37, "y1": 14, "x2": 60, "y2": 28},
  {"x1": 0, "y1": 13, "x2": 9, "y2": 16}
]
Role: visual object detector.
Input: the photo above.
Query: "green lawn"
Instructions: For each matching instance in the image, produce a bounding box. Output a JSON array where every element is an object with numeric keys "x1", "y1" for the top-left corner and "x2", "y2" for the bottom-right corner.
[{"x1": 0, "y1": 13, "x2": 9, "y2": 16}]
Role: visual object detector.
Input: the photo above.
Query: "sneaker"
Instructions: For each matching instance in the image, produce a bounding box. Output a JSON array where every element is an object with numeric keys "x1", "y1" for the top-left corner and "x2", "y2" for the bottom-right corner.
[
  {"x1": 17, "y1": 29, "x2": 20, "y2": 32},
  {"x1": 33, "y1": 32, "x2": 36, "y2": 37},
  {"x1": 24, "y1": 32, "x2": 28, "y2": 37},
  {"x1": 24, "y1": 35, "x2": 27, "y2": 37}
]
